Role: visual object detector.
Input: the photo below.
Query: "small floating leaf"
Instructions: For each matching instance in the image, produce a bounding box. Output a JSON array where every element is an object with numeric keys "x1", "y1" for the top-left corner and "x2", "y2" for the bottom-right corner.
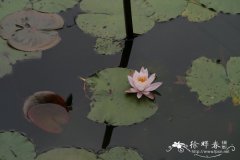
[
  {"x1": 23, "y1": 91, "x2": 70, "y2": 134},
  {"x1": 182, "y1": 0, "x2": 217, "y2": 22},
  {"x1": 0, "y1": 0, "x2": 29, "y2": 20},
  {"x1": 99, "y1": 147, "x2": 143, "y2": 160},
  {"x1": 32, "y1": 0, "x2": 80, "y2": 13},
  {"x1": 0, "y1": 10, "x2": 64, "y2": 51},
  {"x1": 85, "y1": 68, "x2": 158, "y2": 126},
  {"x1": 186, "y1": 57, "x2": 229, "y2": 106},
  {"x1": 95, "y1": 38, "x2": 124, "y2": 55},
  {"x1": 144, "y1": 0, "x2": 188, "y2": 22},
  {"x1": 199, "y1": 0, "x2": 240, "y2": 14},
  {"x1": 186, "y1": 57, "x2": 240, "y2": 106},
  {"x1": 0, "y1": 131, "x2": 36, "y2": 160},
  {"x1": 0, "y1": 38, "x2": 41, "y2": 78},
  {"x1": 36, "y1": 148, "x2": 98, "y2": 160}
]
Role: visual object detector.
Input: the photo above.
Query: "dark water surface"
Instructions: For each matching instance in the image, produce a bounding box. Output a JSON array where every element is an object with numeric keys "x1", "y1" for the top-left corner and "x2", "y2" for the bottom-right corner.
[{"x1": 0, "y1": 6, "x2": 240, "y2": 160}]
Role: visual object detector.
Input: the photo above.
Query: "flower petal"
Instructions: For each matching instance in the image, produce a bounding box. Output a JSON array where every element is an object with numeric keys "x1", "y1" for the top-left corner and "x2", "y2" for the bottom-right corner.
[
  {"x1": 145, "y1": 82, "x2": 163, "y2": 92},
  {"x1": 133, "y1": 70, "x2": 139, "y2": 81},
  {"x1": 134, "y1": 81, "x2": 146, "y2": 91},
  {"x1": 147, "y1": 73, "x2": 156, "y2": 85},
  {"x1": 145, "y1": 92, "x2": 155, "y2": 100},
  {"x1": 125, "y1": 88, "x2": 139, "y2": 93},
  {"x1": 128, "y1": 76, "x2": 135, "y2": 88},
  {"x1": 137, "y1": 92, "x2": 143, "y2": 99}
]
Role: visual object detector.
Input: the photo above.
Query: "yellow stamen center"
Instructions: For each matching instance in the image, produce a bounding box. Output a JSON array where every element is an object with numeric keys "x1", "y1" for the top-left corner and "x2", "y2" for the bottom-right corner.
[{"x1": 138, "y1": 76, "x2": 147, "y2": 83}]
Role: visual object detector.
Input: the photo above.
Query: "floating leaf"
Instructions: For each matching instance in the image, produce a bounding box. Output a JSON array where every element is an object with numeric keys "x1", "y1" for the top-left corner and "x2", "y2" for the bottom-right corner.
[
  {"x1": 0, "y1": 0, "x2": 30, "y2": 20},
  {"x1": 32, "y1": 0, "x2": 80, "y2": 13},
  {"x1": 0, "y1": 38, "x2": 41, "y2": 78},
  {"x1": 99, "y1": 147, "x2": 143, "y2": 160},
  {"x1": 182, "y1": 0, "x2": 217, "y2": 22},
  {"x1": 36, "y1": 147, "x2": 142, "y2": 160},
  {"x1": 144, "y1": 0, "x2": 188, "y2": 22},
  {"x1": 76, "y1": 0, "x2": 155, "y2": 40},
  {"x1": 95, "y1": 38, "x2": 124, "y2": 55},
  {"x1": 199, "y1": 0, "x2": 240, "y2": 14},
  {"x1": 85, "y1": 68, "x2": 158, "y2": 126},
  {"x1": 186, "y1": 57, "x2": 240, "y2": 106},
  {"x1": 186, "y1": 57, "x2": 229, "y2": 106},
  {"x1": 36, "y1": 148, "x2": 97, "y2": 160},
  {"x1": 0, "y1": 131, "x2": 36, "y2": 160},
  {"x1": 23, "y1": 91, "x2": 70, "y2": 134},
  {"x1": 0, "y1": 10, "x2": 64, "y2": 51}
]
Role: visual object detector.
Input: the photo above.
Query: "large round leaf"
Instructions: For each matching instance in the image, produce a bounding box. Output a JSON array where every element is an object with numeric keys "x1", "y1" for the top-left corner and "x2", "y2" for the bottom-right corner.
[
  {"x1": 0, "y1": 10, "x2": 64, "y2": 51},
  {"x1": 144, "y1": 0, "x2": 188, "y2": 22},
  {"x1": 0, "y1": 131, "x2": 36, "y2": 160},
  {"x1": 36, "y1": 148, "x2": 98, "y2": 160},
  {"x1": 0, "y1": 0, "x2": 29, "y2": 20},
  {"x1": 0, "y1": 38, "x2": 41, "y2": 78},
  {"x1": 32, "y1": 0, "x2": 80, "y2": 13},
  {"x1": 76, "y1": 0, "x2": 155, "y2": 42},
  {"x1": 85, "y1": 68, "x2": 158, "y2": 126},
  {"x1": 99, "y1": 147, "x2": 143, "y2": 160},
  {"x1": 182, "y1": 0, "x2": 217, "y2": 22},
  {"x1": 199, "y1": 0, "x2": 240, "y2": 14},
  {"x1": 186, "y1": 57, "x2": 229, "y2": 106}
]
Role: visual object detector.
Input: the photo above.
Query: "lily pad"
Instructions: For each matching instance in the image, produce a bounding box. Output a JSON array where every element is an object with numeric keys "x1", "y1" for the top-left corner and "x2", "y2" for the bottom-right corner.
[
  {"x1": 85, "y1": 68, "x2": 158, "y2": 126},
  {"x1": 0, "y1": 131, "x2": 36, "y2": 160},
  {"x1": 0, "y1": 10, "x2": 64, "y2": 51},
  {"x1": 77, "y1": 0, "x2": 155, "y2": 40},
  {"x1": 182, "y1": 0, "x2": 217, "y2": 22},
  {"x1": 23, "y1": 91, "x2": 71, "y2": 134},
  {"x1": 36, "y1": 148, "x2": 97, "y2": 160},
  {"x1": 36, "y1": 147, "x2": 143, "y2": 160},
  {"x1": 32, "y1": 0, "x2": 80, "y2": 13},
  {"x1": 99, "y1": 147, "x2": 143, "y2": 160},
  {"x1": 144, "y1": 0, "x2": 188, "y2": 22},
  {"x1": 186, "y1": 57, "x2": 240, "y2": 106},
  {"x1": 199, "y1": 0, "x2": 240, "y2": 14},
  {"x1": 0, "y1": 38, "x2": 41, "y2": 78},
  {"x1": 95, "y1": 38, "x2": 124, "y2": 55},
  {"x1": 0, "y1": 0, "x2": 30, "y2": 20}
]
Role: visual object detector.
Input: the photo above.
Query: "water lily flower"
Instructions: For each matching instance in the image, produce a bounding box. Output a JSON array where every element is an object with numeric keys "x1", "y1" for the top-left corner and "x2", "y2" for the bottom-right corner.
[{"x1": 126, "y1": 67, "x2": 162, "y2": 99}]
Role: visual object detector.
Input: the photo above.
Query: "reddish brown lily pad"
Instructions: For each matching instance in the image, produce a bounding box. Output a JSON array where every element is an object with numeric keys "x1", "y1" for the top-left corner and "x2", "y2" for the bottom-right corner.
[
  {"x1": 0, "y1": 10, "x2": 64, "y2": 51},
  {"x1": 23, "y1": 91, "x2": 70, "y2": 134}
]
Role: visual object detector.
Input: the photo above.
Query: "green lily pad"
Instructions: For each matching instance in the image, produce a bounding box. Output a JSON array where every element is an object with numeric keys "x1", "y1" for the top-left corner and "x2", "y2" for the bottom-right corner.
[
  {"x1": 186, "y1": 57, "x2": 240, "y2": 106},
  {"x1": 0, "y1": 0, "x2": 30, "y2": 20},
  {"x1": 36, "y1": 148, "x2": 97, "y2": 160},
  {"x1": 32, "y1": 0, "x2": 80, "y2": 13},
  {"x1": 0, "y1": 10, "x2": 64, "y2": 52},
  {"x1": 199, "y1": 0, "x2": 240, "y2": 14},
  {"x1": 85, "y1": 68, "x2": 158, "y2": 126},
  {"x1": 144, "y1": 0, "x2": 188, "y2": 22},
  {"x1": 0, "y1": 131, "x2": 36, "y2": 160},
  {"x1": 182, "y1": 0, "x2": 217, "y2": 22},
  {"x1": 36, "y1": 147, "x2": 143, "y2": 160},
  {"x1": 95, "y1": 38, "x2": 124, "y2": 55},
  {"x1": 0, "y1": 38, "x2": 41, "y2": 78},
  {"x1": 76, "y1": 0, "x2": 154, "y2": 41},
  {"x1": 99, "y1": 147, "x2": 143, "y2": 160}
]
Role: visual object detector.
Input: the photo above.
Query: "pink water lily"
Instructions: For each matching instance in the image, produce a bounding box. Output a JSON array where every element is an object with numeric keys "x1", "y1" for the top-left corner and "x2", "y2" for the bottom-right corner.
[{"x1": 125, "y1": 67, "x2": 162, "y2": 100}]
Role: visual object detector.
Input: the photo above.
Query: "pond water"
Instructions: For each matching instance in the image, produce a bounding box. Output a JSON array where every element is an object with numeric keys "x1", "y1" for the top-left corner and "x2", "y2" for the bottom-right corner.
[{"x1": 0, "y1": 4, "x2": 240, "y2": 160}]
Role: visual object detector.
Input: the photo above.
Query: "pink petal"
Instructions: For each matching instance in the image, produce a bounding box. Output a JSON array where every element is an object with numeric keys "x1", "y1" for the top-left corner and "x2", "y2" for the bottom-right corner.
[
  {"x1": 145, "y1": 82, "x2": 163, "y2": 92},
  {"x1": 137, "y1": 92, "x2": 143, "y2": 99},
  {"x1": 144, "y1": 92, "x2": 155, "y2": 100},
  {"x1": 147, "y1": 73, "x2": 156, "y2": 85},
  {"x1": 133, "y1": 71, "x2": 139, "y2": 80},
  {"x1": 140, "y1": 67, "x2": 145, "y2": 73},
  {"x1": 125, "y1": 88, "x2": 139, "y2": 93},
  {"x1": 134, "y1": 81, "x2": 146, "y2": 91},
  {"x1": 127, "y1": 76, "x2": 135, "y2": 88}
]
